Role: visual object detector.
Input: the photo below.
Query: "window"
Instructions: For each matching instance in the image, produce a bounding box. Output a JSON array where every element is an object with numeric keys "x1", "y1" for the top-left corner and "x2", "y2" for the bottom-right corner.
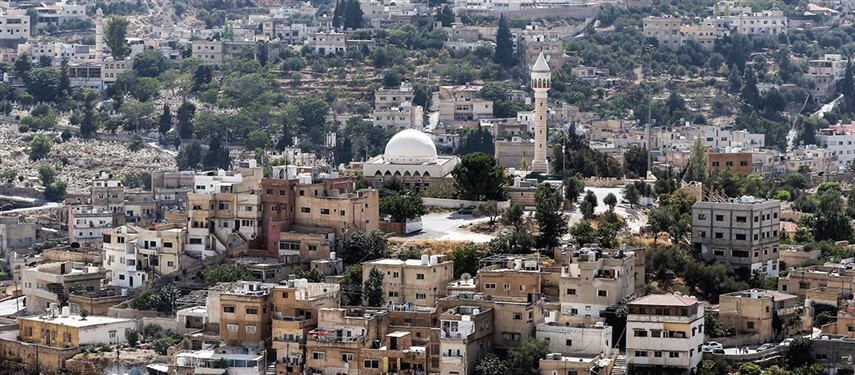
[
  {"x1": 416, "y1": 293, "x2": 426, "y2": 300},
  {"x1": 280, "y1": 241, "x2": 300, "y2": 250},
  {"x1": 246, "y1": 325, "x2": 257, "y2": 333},
  {"x1": 513, "y1": 313, "x2": 523, "y2": 320},
  {"x1": 504, "y1": 284, "x2": 511, "y2": 290},
  {"x1": 697, "y1": 214, "x2": 707, "y2": 220},
  {"x1": 715, "y1": 232, "x2": 724, "y2": 239},
  {"x1": 597, "y1": 290, "x2": 607, "y2": 297},
  {"x1": 747, "y1": 321, "x2": 754, "y2": 329},
  {"x1": 416, "y1": 273, "x2": 425, "y2": 280},
  {"x1": 321, "y1": 208, "x2": 330, "y2": 215},
  {"x1": 565, "y1": 339, "x2": 572, "y2": 346},
  {"x1": 342, "y1": 353, "x2": 354, "y2": 362},
  {"x1": 300, "y1": 207, "x2": 311, "y2": 213},
  {"x1": 634, "y1": 351, "x2": 647, "y2": 357},
  {"x1": 227, "y1": 324, "x2": 238, "y2": 332},
  {"x1": 669, "y1": 352, "x2": 679, "y2": 358},
  {"x1": 654, "y1": 351, "x2": 662, "y2": 358},
  {"x1": 634, "y1": 330, "x2": 648, "y2": 337},
  {"x1": 189, "y1": 238, "x2": 202, "y2": 245},
  {"x1": 313, "y1": 352, "x2": 325, "y2": 360},
  {"x1": 732, "y1": 250, "x2": 749, "y2": 258},
  {"x1": 389, "y1": 291, "x2": 399, "y2": 297},
  {"x1": 308, "y1": 245, "x2": 318, "y2": 252},
  {"x1": 736, "y1": 216, "x2": 747, "y2": 223},
  {"x1": 566, "y1": 288, "x2": 576, "y2": 295},
  {"x1": 163, "y1": 242, "x2": 173, "y2": 248},
  {"x1": 364, "y1": 360, "x2": 380, "y2": 368},
  {"x1": 485, "y1": 283, "x2": 496, "y2": 289},
  {"x1": 735, "y1": 234, "x2": 747, "y2": 240},
  {"x1": 715, "y1": 215, "x2": 724, "y2": 221},
  {"x1": 224, "y1": 306, "x2": 235, "y2": 313},
  {"x1": 246, "y1": 308, "x2": 258, "y2": 315}
]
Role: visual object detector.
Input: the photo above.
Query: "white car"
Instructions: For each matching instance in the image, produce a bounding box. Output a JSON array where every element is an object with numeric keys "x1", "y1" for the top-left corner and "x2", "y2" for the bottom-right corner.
[
  {"x1": 779, "y1": 338, "x2": 794, "y2": 346},
  {"x1": 702, "y1": 342, "x2": 724, "y2": 352}
]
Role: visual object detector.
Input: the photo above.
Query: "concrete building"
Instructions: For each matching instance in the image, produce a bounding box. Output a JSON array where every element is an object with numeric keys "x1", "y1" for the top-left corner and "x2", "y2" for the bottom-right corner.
[
  {"x1": 517, "y1": 33, "x2": 565, "y2": 71},
  {"x1": 626, "y1": 294, "x2": 704, "y2": 374},
  {"x1": 643, "y1": 17, "x2": 683, "y2": 50},
  {"x1": 375, "y1": 82, "x2": 416, "y2": 109},
  {"x1": 303, "y1": 307, "x2": 389, "y2": 375},
  {"x1": 172, "y1": 346, "x2": 267, "y2": 375},
  {"x1": 691, "y1": 197, "x2": 781, "y2": 278},
  {"x1": 0, "y1": 12, "x2": 30, "y2": 40},
  {"x1": 438, "y1": 305, "x2": 494, "y2": 375},
  {"x1": 719, "y1": 289, "x2": 807, "y2": 344},
  {"x1": 67, "y1": 205, "x2": 122, "y2": 248},
  {"x1": 536, "y1": 321, "x2": 612, "y2": 356},
  {"x1": 362, "y1": 129, "x2": 460, "y2": 192},
  {"x1": 102, "y1": 224, "x2": 185, "y2": 289},
  {"x1": 217, "y1": 281, "x2": 274, "y2": 349},
  {"x1": 372, "y1": 102, "x2": 424, "y2": 131},
  {"x1": 708, "y1": 152, "x2": 754, "y2": 175},
  {"x1": 363, "y1": 255, "x2": 454, "y2": 307},
  {"x1": 538, "y1": 353, "x2": 611, "y2": 375},
  {"x1": 476, "y1": 255, "x2": 541, "y2": 302},
  {"x1": 18, "y1": 307, "x2": 135, "y2": 348},
  {"x1": 806, "y1": 54, "x2": 847, "y2": 97},
  {"x1": 272, "y1": 279, "x2": 340, "y2": 375},
  {"x1": 437, "y1": 85, "x2": 494, "y2": 122},
  {"x1": 559, "y1": 246, "x2": 640, "y2": 322},
  {"x1": 720, "y1": 9, "x2": 788, "y2": 36},
  {"x1": 818, "y1": 123, "x2": 855, "y2": 167},
  {"x1": 22, "y1": 262, "x2": 108, "y2": 314},
  {"x1": 306, "y1": 32, "x2": 346, "y2": 55},
  {"x1": 778, "y1": 264, "x2": 855, "y2": 299},
  {"x1": 530, "y1": 52, "x2": 550, "y2": 173}
]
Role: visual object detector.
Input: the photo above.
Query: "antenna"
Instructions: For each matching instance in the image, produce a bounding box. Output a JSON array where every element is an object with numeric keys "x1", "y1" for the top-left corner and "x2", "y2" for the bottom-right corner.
[{"x1": 461, "y1": 273, "x2": 472, "y2": 281}]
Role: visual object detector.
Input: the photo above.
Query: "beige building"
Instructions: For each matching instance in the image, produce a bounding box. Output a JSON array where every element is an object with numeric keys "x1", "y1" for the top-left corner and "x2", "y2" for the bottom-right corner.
[
  {"x1": 718, "y1": 289, "x2": 806, "y2": 345},
  {"x1": 272, "y1": 279, "x2": 341, "y2": 375},
  {"x1": 538, "y1": 353, "x2": 611, "y2": 375},
  {"x1": 643, "y1": 17, "x2": 683, "y2": 50},
  {"x1": 559, "y1": 247, "x2": 640, "y2": 322},
  {"x1": 692, "y1": 198, "x2": 781, "y2": 278},
  {"x1": 536, "y1": 321, "x2": 612, "y2": 356},
  {"x1": 364, "y1": 255, "x2": 454, "y2": 307},
  {"x1": 216, "y1": 281, "x2": 274, "y2": 349},
  {"x1": 67, "y1": 205, "x2": 123, "y2": 248},
  {"x1": 375, "y1": 82, "x2": 416, "y2": 109},
  {"x1": 437, "y1": 85, "x2": 493, "y2": 122},
  {"x1": 304, "y1": 307, "x2": 389, "y2": 375},
  {"x1": 626, "y1": 294, "x2": 704, "y2": 374},
  {"x1": 191, "y1": 40, "x2": 224, "y2": 63},
  {"x1": 19, "y1": 307, "x2": 135, "y2": 348},
  {"x1": 778, "y1": 264, "x2": 855, "y2": 299},
  {"x1": 102, "y1": 224, "x2": 185, "y2": 289},
  {"x1": 373, "y1": 103, "x2": 424, "y2": 131},
  {"x1": 438, "y1": 304, "x2": 494, "y2": 375},
  {"x1": 22, "y1": 262, "x2": 107, "y2": 314},
  {"x1": 306, "y1": 32, "x2": 346, "y2": 55}
]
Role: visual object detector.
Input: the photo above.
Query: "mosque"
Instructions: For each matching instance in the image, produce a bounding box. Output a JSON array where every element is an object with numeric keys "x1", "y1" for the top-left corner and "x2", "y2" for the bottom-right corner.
[{"x1": 361, "y1": 129, "x2": 460, "y2": 192}]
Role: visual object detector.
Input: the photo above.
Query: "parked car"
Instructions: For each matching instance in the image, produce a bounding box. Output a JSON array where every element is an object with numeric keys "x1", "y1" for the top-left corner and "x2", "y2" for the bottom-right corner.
[
  {"x1": 712, "y1": 348, "x2": 725, "y2": 354},
  {"x1": 757, "y1": 343, "x2": 775, "y2": 351},
  {"x1": 457, "y1": 205, "x2": 476, "y2": 215},
  {"x1": 779, "y1": 338, "x2": 794, "y2": 346},
  {"x1": 702, "y1": 342, "x2": 724, "y2": 352}
]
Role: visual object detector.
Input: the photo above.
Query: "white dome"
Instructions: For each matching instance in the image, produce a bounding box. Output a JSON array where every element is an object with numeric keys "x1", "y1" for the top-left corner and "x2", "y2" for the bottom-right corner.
[{"x1": 384, "y1": 129, "x2": 438, "y2": 165}]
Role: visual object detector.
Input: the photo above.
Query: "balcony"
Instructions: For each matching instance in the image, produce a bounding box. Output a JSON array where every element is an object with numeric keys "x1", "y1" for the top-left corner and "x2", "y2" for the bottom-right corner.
[
  {"x1": 273, "y1": 315, "x2": 313, "y2": 330},
  {"x1": 440, "y1": 355, "x2": 463, "y2": 364}
]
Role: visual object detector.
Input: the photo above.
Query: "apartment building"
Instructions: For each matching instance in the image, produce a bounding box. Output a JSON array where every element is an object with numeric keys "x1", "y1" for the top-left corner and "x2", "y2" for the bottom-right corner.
[
  {"x1": 718, "y1": 289, "x2": 808, "y2": 344},
  {"x1": 679, "y1": 24, "x2": 716, "y2": 50},
  {"x1": 260, "y1": 172, "x2": 379, "y2": 259},
  {"x1": 818, "y1": 123, "x2": 855, "y2": 167},
  {"x1": 438, "y1": 305, "x2": 494, "y2": 375},
  {"x1": 217, "y1": 281, "x2": 274, "y2": 348},
  {"x1": 123, "y1": 189, "x2": 157, "y2": 226},
  {"x1": 90, "y1": 172, "x2": 124, "y2": 213},
  {"x1": 536, "y1": 321, "x2": 612, "y2": 356},
  {"x1": 538, "y1": 353, "x2": 611, "y2": 375},
  {"x1": 0, "y1": 12, "x2": 30, "y2": 40},
  {"x1": 708, "y1": 151, "x2": 754, "y2": 175},
  {"x1": 626, "y1": 294, "x2": 704, "y2": 374},
  {"x1": 720, "y1": 9, "x2": 788, "y2": 36},
  {"x1": 643, "y1": 17, "x2": 683, "y2": 50},
  {"x1": 375, "y1": 82, "x2": 416, "y2": 109},
  {"x1": 304, "y1": 307, "x2": 389, "y2": 375},
  {"x1": 691, "y1": 197, "x2": 781, "y2": 278},
  {"x1": 516, "y1": 33, "x2": 565, "y2": 71},
  {"x1": 32, "y1": 1, "x2": 87, "y2": 27},
  {"x1": 437, "y1": 85, "x2": 494, "y2": 122},
  {"x1": 373, "y1": 102, "x2": 424, "y2": 131},
  {"x1": 272, "y1": 279, "x2": 340, "y2": 375},
  {"x1": 102, "y1": 224, "x2": 185, "y2": 289},
  {"x1": 806, "y1": 54, "x2": 847, "y2": 96},
  {"x1": 835, "y1": 300, "x2": 855, "y2": 338},
  {"x1": 476, "y1": 255, "x2": 541, "y2": 302},
  {"x1": 68, "y1": 205, "x2": 123, "y2": 248},
  {"x1": 172, "y1": 346, "x2": 267, "y2": 375},
  {"x1": 306, "y1": 32, "x2": 347, "y2": 56},
  {"x1": 784, "y1": 145, "x2": 834, "y2": 173},
  {"x1": 559, "y1": 247, "x2": 639, "y2": 322},
  {"x1": 363, "y1": 255, "x2": 454, "y2": 307},
  {"x1": 22, "y1": 262, "x2": 107, "y2": 314},
  {"x1": 18, "y1": 307, "x2": 135, "y2": 348},
  {"x1": 778, "y1": 264, "x2": 855, "y2": 299},
  {"x1": 191, "y1": 40, "x2": 225, "y2": 63}
]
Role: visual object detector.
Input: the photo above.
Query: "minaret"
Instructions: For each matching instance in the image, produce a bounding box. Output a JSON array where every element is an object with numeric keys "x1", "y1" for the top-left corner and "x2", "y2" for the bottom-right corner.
[
  {"x1": 530, "y1": 52, "x2": 550, "y2": 174},
  {"x1": 95, "y1": 8, "x2": 104, "y2": 62}
]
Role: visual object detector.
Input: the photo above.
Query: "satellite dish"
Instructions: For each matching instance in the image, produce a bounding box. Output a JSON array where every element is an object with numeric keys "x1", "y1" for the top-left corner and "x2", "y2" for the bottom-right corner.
[{"x1": 461, "y1": 273, "x2": 472, "y2": 281}]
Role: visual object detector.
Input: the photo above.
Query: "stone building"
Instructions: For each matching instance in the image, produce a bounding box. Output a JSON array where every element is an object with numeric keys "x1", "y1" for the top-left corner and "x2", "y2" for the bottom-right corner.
[
  {"x1": 363, "y1": 255, "x2": 454, "y2": 307},
  {"x1": 626, "y1": 294, "x2": 704, "y2": 374}
]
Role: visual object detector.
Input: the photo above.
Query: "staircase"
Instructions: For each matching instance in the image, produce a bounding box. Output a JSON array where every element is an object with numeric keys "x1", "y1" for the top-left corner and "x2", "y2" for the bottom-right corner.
[
  {"x1": 611, "y1": 354, "x2": 627, "y2": 375},
  {"x1": 266, "y1": 362, "x2": 276, "y2": 375}
]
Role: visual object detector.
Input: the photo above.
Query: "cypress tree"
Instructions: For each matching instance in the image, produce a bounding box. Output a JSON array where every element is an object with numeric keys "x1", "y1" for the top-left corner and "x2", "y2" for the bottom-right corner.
[{"x1": 494, "y1": 15, "x2": 515, "y2": 68}]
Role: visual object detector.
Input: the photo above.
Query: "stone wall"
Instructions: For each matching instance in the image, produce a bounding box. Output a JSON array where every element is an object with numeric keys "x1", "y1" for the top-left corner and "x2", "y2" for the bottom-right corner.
[
  {"x1": 422, "y1": 198, "x2": 511, "y2": 210},
  {"x1": 0, "y1": 337, "x2": 79, "y2": 374}
]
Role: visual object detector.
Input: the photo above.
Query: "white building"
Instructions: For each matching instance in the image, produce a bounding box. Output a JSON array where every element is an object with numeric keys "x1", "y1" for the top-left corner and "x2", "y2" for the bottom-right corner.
[
  {"x1": 818, "y1": 123, "x2": 855, "y2": 167},
  {"x1": 626, "y1": 294, "x2": 704, "y2": 373},
  {"x1": 806, "y1": 54, "x2": 847, "y2": 96},
  {"x1": 0, "y1": 12, "x2": 30, "y2": 40},
  {"x1": 717, "y1": 9, "x2": 788, "y2": 36},
  {"x1": 173, "y1": 347, "x2": 266, "y2": 375},
  {"x1": 19, "y1": 311, "x2": 136, "y2": 347},
  {"x1": 306, "y1": 32, "x2": 346, "y2": 56},
  {"x1": 375, "y1": 82, "x2": 415, "y2": 109},
  {"x1": 536, "y1": 321, "x2": 612, "y2": 356},
  {"x1": 372, "y1": 102, "x2": 424, "y2": 131}
]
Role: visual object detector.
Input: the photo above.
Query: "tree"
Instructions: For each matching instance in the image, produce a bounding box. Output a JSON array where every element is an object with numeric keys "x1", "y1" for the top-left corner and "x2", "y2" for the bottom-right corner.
[
  {"x1": 25, "y1": 67, "x2": 60, "y2": 103},
  {"x1": 14, "y1": 53, "x2": 32, "y2": 78},
  {"x1": 451, "y1": 152, "x2": 506, "y2": 201},
  {"x1": 80, "y1": 108, "x2": 97, "y2": 137},
  {"x1": 202, "y1": 263, "x2": 254, "y2": 286},
  {"x1": 569, "y1": 219, "x2": 597, "y2": 245},
  {"x1": 475, "y1": 353, "x2": 508, "y2": 375},
  {"x1": 158, "y1": 103, "x2": 172, "y2": 135},
  {"x1": 742, "y1": 66, "x2": 761, "y2": 108},
  {"x1": 474, "y1": 200, "x2": 500, "y2": 225},
  {"x1": 624, "y1": 145, "x2": 648, "y2": 178},
  {"x1": 130, "y1": 77, "x2": 161, "y2": 102},
  {"x1": 623, "y1": 183, "x2": 640, "y2": 208},
  {"x1": 125, "y1": 330, "x2": 140, "y2": 348},
  {"x1": 332, "y1": 0, "x2": 343, "y2": 29},
  {"x1": 582, "y1": 190, "x2": 598, "y2": 216},
  {"x1": 244, "y1": 130, "x2": 272, "y2": 151},
  {"x1": 841, "y1": 60, "x2": 855, "y2": 111},
  {"x1": 192, "y1": 64, "x2": 213, "y2": 92},
  {"x1": 203, "y1": 137, "x2": 231, "y2": 170},
  {"x1": 128, "y1": 134, "x2": 144, "y2": 151},
  {"x1": 177, "y1": 101, "x2": 196, "y2": 139},
  {"x1": 58, "y1": 59, "x2": 71, "y2": 97},
  {"x1": 535, "y1": 183, "x2": 567, "y2": 250},
  {"x1": 786, "y1": 337, "x2": 813, "y2": 370},
  {"x1": 436, "y1": 5, "x2": 454, "y2": 27},
  {"x1": 685, "y1": 136, "x2": 708, "y2": 182},
  {"x1": 380, "y1": 192, "x2": 427, "y2": 223},
  {"x1": 382, "y1": 71, "x2": 402, "y2": 88},
  {"x1": 177, "y1": 141, "x2": 204, "y2": 170},
  {"x1": 339, "y1": 0, "x2": 364, "y2": 30},
  {"x1": 563, "y1": 175, "x2": 584, "y2": 202},
  {"x1": 38, "y1": 165, "x2": 55, "y2": 186},
  {"x1": 501, "y1": 204, "x2": 525, "y2": 230},
  {"x1": 506, "y1": 338, "x2": 549, "y2": 375},
  {"x1": 447, "y1": 244, "x2": 480, "y2": 279},
  {"x1": 493, "y1": 15, "x2": 515, "y2": 67},
  {"x1": 29, "y1": 134, "x2": 52, "y2": 160},
  {"x1": 604, "y1": 193, "x2": 617, "y2": 211},
  {"x1": 133, "y1": 50, "x2": 170, "y2": 78},
  {"x1": 105, "y1": 16, "x2": 131, "y2": 59},
  {"x1": 342, "y1": 230, "x2": 388, "y2": 264},
  {"x1": 363, "y1": 266, "x2": 384, "y2": 307}
]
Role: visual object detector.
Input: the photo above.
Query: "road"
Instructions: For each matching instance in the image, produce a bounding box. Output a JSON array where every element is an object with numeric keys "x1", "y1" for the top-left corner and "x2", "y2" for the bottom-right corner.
[{"x1": 394, "y1": 212, "x2": 494, "y2": 243}]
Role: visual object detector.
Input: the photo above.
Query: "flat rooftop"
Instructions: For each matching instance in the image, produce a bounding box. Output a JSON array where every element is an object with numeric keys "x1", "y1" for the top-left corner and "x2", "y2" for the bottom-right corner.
[{"x1": 19, "y1": 314, "x2": 132, "y2": 328}]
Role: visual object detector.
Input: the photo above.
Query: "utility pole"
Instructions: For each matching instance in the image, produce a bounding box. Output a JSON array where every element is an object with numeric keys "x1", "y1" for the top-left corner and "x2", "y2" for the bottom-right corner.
[{"x1": 646, "y1": 96, "x2": 652, "y2": 177}]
